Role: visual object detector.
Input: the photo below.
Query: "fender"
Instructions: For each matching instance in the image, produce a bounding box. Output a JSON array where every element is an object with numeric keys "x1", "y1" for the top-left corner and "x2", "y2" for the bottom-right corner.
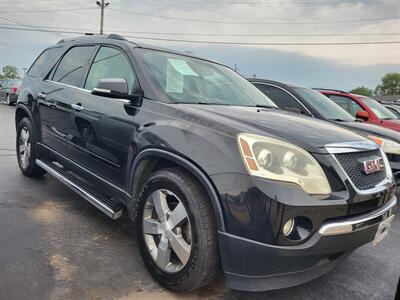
[
  {"x1": 15, "y1": 103, "x2": 34, "y2": 128},
  {"x1": 128, "y1": 148, "x2": 226, "y2": 231}
]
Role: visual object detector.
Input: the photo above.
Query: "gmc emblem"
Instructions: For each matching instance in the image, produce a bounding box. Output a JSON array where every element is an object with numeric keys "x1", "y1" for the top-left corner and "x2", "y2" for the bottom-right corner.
[{"x1": 363, "y1": 157, "x2": 385, "y2": 174}]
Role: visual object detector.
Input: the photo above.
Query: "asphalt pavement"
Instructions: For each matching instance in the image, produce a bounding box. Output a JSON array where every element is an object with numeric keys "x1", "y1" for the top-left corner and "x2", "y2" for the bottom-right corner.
[{"x1": 0, "y1": 103, "x2": 399, "y2": 300}]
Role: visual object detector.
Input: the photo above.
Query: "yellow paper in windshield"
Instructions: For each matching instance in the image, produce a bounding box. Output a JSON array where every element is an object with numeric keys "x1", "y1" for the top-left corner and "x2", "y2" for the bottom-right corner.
[{"x1": 166, "y1": 60, "x2": 183, "y2": 93}]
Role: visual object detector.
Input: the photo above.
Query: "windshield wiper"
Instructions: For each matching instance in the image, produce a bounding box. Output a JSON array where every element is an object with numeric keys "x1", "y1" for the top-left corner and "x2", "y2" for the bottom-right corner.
[
  {"x1": 172, "y1": 101, "x2": 223, "y2": 105},
  {"x1": 328, "y1": 118, "x2": 348, "y2": 122},
  {"x1": 255, "y1": 104, "x2": 278, "y2": 109}
]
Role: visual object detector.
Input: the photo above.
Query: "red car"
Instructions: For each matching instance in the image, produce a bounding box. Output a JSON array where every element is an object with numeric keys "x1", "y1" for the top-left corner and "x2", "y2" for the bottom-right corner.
[{"x1": 317, "y1": 89, "x2": 400, "y2": 131}]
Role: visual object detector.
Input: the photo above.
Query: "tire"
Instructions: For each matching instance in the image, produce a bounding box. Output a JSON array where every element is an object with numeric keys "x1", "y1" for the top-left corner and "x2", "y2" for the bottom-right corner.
[
  {"x1": 6, "y1": 94, "x2": 12, "y2": 106},
  {"x1": 16, "y1": 117, "x2": 46, "y2": 177},
  {"x1": 136, "y1": 168, "x2": 220, "y2": 292}
]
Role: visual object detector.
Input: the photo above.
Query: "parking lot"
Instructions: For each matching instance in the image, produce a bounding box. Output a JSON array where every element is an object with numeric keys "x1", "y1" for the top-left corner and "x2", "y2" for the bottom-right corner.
[{"x1": 0, "y1": 102, "x2": 398, "y2": 300}]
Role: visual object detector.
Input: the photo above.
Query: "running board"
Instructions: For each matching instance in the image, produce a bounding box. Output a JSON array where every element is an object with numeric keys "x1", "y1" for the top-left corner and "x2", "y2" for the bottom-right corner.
[{"x1": 36, "y1": 159, "x2": 123, "y2": 219}]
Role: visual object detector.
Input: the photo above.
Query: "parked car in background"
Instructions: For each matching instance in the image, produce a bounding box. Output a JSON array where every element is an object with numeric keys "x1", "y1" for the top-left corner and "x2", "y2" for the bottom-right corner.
[
  {"x1": 316, "y1": 89, "x2": 400, "y2": 131},
  {"x1": 0, "y1": 79, "x2": 21, "y2": 105},
  {"x1": 382, "y1": 104, "x2": 400, "y2": 118},
  {"x1": 249, "y1": 79, "x2": 400, "y2": 177},
  {"x1": 15, "y1": 34, "x2": 397, "y2": 292}
]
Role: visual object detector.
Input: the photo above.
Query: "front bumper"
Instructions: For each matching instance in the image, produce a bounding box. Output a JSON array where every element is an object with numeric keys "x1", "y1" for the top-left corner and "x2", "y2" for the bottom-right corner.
[{"x1": 219, "y1": 196, "x2": 397, "y2": 292}]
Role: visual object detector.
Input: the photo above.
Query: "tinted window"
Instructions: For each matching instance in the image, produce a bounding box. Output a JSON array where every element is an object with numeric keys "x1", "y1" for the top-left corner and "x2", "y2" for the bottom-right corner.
[
  {"x1": 329, "y1": 95, "x2": 364, "y2": 117},
  {"x1": 28, "y1": 47, "x2": 63, "y2": 78},
  {"x1": 255, "y1": 84, "x2": 306, "y2": 113},
  {"x1": 137, "y1": 49, "x2": 276, "y2": 107},
  {"x1": 52, "y1": 46, "x2": 94, "y2": 87},
  {"x1": 84, "y1": 47, "x2": 135, "y2": 92},
  {"x1": 294, "y1": 89, "x2": 354, "y2": 121},
  {"x1": 359, "y1": 96, "x2": 398, "y2": 120},
  {"x1": 386, "y1": 106, "x2": 400, "y2": 118}
]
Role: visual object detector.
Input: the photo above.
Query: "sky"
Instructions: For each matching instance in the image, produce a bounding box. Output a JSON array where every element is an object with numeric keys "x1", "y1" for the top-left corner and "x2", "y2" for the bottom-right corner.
[{"x1": 0, "y1": 0, "x2": 399, "y2": 91}]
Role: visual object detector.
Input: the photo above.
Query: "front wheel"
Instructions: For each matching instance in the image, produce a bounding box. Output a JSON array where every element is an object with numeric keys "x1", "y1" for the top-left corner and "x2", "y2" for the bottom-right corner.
[
  {"x1": 16, "y1": 117, "x2": 46, "y2": 177},
  {"x1": 137, "y1": 168, "x2": 220, "y2": 291}
]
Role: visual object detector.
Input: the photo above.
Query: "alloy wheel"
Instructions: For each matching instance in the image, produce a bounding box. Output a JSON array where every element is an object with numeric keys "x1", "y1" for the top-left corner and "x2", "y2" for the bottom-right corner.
[
  {"x1": 19, "y1": 127, "x2": 31, "y2": 169},
  {"x1": 142, "y1": 189, "x2": 192, "y2": 273}
]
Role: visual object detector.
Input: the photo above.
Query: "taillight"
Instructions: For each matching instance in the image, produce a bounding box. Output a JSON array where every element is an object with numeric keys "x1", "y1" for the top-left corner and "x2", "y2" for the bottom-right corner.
[{"x1": 11, "y1": 87, "x2": 18, "y2": 93}]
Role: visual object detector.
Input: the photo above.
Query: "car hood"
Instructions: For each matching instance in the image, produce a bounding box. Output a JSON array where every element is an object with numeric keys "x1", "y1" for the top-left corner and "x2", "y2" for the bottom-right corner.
[
  {"x1": 337, "y1": 121, "x2": 400, "y2": 143},
  {"x1": 175, "y1": 105, "x2": 368, "y2": 153}
]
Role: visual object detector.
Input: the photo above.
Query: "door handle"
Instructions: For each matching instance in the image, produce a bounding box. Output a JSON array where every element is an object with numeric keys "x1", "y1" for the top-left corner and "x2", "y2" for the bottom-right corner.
[
  {"x1": 71, "y1": 103, "x2": 83, "y2": 112},
  {"x1": 38, "y1": 92, "x2": 46, "y2": 100}
]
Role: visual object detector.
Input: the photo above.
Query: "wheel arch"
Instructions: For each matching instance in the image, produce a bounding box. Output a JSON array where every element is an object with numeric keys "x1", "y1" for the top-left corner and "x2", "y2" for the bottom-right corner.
[
  {"x1": 15, "y1": 104, "x2": 33, "y2": 128},
  {"x1": 128, "y1": 148, "x2": 225, "y2": 231}
]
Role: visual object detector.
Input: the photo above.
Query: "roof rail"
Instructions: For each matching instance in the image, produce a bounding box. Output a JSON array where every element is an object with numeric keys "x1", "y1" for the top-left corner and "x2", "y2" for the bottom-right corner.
[
  {"x1": 57, "y1": 33, "x2": 127, "y2": 44},
  {"x1": 313, "y1": 88, "x2": 348, "y2": 94}
]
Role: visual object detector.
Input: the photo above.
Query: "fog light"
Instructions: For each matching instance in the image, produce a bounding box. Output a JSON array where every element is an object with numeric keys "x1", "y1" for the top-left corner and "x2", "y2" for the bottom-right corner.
[{"x1": 283, "y1": 218, "x2": 295, "y2": 236}]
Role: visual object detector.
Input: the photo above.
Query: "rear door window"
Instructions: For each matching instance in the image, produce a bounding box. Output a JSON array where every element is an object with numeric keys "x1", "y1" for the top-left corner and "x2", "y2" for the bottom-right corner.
[
  {"x1": 329, "y1": 95, "x2": 364, "y2": 117},
  {"x1": 28, "y1": 47, "x2": 63, "y2": 78},
  {"x1": 52, "y1": 46, "x2": 95, "y2": 87}
]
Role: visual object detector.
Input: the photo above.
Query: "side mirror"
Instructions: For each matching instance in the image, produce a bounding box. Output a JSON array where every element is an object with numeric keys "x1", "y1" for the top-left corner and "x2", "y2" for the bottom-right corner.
[
  {"x1": 356, "y1": 110, "x2": 369, "y2": 121},
  {"x1": 92, "y1": 78, "x2": 129, "y2": 99},
  {"x1": 92, "y1": 78, "x2": 143, "y2": 107}
]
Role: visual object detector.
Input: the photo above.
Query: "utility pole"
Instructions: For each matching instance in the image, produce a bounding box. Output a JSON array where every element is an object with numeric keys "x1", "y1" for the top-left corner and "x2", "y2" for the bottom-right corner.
[{"x1": 96, "y1": 0, "x2": 109, "y2": 34}]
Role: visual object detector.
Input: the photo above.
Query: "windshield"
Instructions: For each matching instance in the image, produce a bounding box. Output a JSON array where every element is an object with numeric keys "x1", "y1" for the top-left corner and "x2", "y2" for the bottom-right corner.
[
  {"x1": 293, "y1": 87, "x2": 355, "y2": 121},
  {"x1": 137, "y1": 49, "x2": 277, "y2": 107},
  {"x1": 358, "y1": 96, "x2": 398, "y2": 120}
]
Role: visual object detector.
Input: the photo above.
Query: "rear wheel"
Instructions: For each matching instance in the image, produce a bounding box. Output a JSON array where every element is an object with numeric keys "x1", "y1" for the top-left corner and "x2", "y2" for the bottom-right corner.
[
  {"x1": 137, "y1": 168, "x2": 220, "y2": 291},
  {"x1": 16, "y1": 117, "x2": 46, "y2": 177}
]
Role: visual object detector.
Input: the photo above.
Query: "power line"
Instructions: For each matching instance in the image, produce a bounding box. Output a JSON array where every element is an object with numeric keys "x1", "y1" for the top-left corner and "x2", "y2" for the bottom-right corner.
[
  {"x1": 0, "y1": 25, "x2": 399, "y2": 46},
  {"x1": 0, "y1": 21, "x2": 397, "y2": 37},
  {"x1": 0, "y1": 0, "x2": 378, "y2": 4},
  {"x1": 0, "y1": 7, "x2": 96, "y2": 13},
  {"x1": 123, "y1": 34, "x2": 400, "y2": 45},
  {"x1": 93, "y1": 0, "x2": 380, "y2": 4},
  {"x1": 108, "y1": 8, "x2": 399, "y2": 25}
]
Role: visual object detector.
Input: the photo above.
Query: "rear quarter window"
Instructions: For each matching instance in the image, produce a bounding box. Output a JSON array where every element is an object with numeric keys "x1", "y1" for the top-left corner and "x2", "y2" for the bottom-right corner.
[{"x1": 28, "y1": 47, "x2": 64, "y2": 78}]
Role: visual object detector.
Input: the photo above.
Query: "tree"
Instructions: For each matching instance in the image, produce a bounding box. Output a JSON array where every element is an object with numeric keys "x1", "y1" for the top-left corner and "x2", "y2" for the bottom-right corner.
[
  {"x1": 349, "y1": 86, "x2": 373, "y2": 97},
  {"x1": 0, "y1": 65, "x2": 20, "y2": 79},
  {"x1": 375, "y1": 73, "x2": 400, "y2": 96}
]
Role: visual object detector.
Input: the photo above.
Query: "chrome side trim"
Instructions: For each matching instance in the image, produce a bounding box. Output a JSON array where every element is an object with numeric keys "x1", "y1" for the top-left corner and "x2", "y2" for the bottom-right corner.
[
  {"x1": 36, "y1": 159, "x2": 122, "y2": 219},
  {"x1": 325, "y1": 140, "x2": 379, "y2": 154},
  {"x1": 45, "y1": 79, "x2": 91, "y2": 93},
  {"x1": 319, "y1": 196, "x2": 397, "y2": 236},
  {"x1": 44, "y1": 80, "x2": 132, "y2": 103}
]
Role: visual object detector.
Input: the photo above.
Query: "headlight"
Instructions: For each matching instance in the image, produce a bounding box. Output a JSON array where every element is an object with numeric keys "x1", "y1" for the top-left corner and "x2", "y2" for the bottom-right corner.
[
  {"x1": 368, "y1": 135, "x2": 400, "y2": 155},
  {"x1": 238, "y1": 133, "x2": 331, "y2": 195}
]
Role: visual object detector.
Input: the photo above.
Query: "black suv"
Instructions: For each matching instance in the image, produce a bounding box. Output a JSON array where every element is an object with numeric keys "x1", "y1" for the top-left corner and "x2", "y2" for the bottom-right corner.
[{"x1": 16, "y1": 34, "x2": 397, "y2": 292}]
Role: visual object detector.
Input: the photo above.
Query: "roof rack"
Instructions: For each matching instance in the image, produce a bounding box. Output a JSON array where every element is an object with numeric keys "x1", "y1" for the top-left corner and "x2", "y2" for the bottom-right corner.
[
  {"x1": 313, "y1": 88, "x2": 347, "y2": 94},
  {"x1": 57, "y1": 33, "x2": 127, "y2": 44}
]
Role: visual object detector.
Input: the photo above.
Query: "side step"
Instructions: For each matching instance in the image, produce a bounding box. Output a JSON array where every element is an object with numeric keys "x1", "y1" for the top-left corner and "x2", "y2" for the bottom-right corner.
[{"x1": 36, "y1": 159, "x2": 123, "y2": 219}]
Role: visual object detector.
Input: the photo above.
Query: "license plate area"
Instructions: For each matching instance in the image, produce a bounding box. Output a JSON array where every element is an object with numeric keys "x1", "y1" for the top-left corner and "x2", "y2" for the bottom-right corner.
[{"x1": 373, "y1": 215, "x2": 394, "y2": 246}]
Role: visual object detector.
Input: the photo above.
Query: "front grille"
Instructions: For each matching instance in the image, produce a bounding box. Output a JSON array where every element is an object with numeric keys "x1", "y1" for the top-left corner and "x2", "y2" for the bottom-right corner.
[{"x1": 334, "y1": 150, "x2": 387, "y2": 190}]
